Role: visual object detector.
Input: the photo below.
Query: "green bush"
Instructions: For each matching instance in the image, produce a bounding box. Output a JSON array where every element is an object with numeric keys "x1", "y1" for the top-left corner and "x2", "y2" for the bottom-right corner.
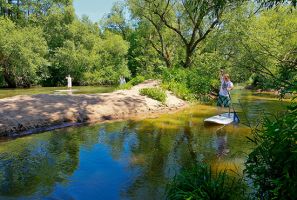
[
  {"x1": 162, "y1": 81, "x2": 195, "y2": 101},
  {"x1": 117, "y1": 82, "x2": 133, "y2": 90},
  {"x1": 160, "y1": 67, "x2": 219, "y2": 102},
  {"x1": 187, "y1": 67, "x2": 220, "y2": 96},
  {"x1": 129, "y1": 75, "x2": 146, "y2": 86},
  {"x1": 116, "y1": 75, "x2": 145, "y2": 90},
  {"x1": 140, "y1": 88, "x2": 166, "y2": 103},
  {"x1": 245, "y1": 103, "x2": 297, "y2": 200},
  {"x1": 161, "y1": 67, "x2": 189, "y2": 83},
  {"x1": 167, "y1": 164, "x2": 248, "y2": 200}
]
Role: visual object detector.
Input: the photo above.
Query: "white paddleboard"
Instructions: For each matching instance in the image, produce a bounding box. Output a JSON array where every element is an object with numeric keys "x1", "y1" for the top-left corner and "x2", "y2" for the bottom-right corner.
[{"x1": 204, "y1": 113, "x2": 235, "y2": 125}]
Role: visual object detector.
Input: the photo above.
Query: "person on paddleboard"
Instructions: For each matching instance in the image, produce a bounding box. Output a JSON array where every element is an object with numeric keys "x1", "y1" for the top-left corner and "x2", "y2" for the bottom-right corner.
[{"x1": 217, "y1": 69, "x2": 234, "y2": 111}]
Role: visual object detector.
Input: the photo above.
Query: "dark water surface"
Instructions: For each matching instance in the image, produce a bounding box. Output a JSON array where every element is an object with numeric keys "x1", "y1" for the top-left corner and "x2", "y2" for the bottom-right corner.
[{"x1": 0, "y1": 89, "x2": 290, "y2": 200}]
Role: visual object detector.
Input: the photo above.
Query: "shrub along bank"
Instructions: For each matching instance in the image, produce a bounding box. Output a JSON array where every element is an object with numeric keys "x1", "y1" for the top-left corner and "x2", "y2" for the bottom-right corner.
[
  {"x1": 167, "y1": 164, "x2": 248, "y2": 200},
  {"x1": 139, "y1": 88, "x2": 166, "y2": 104}
]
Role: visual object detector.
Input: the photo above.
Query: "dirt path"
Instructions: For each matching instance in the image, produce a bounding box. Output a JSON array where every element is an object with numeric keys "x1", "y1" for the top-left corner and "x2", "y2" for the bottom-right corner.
[{"x1": 0, "y1": 80, "x2": 187, "y2": 137}]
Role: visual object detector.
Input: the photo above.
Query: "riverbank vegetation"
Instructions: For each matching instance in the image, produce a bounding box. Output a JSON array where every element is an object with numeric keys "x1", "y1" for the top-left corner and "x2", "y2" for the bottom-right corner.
[
  {"x1": 167, "y1": 164, "x2": 248, "y2": 200},
  {"x1": 140, "y1": 88, "x2": 166, "y2": 103},
  {"x1": 245, "y1": 102, "x2": 297, "y2": 199}
]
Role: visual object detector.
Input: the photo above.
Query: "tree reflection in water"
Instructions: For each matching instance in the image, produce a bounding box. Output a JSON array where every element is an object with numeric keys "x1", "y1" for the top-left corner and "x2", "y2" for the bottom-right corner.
[
  {"x1": 0, "y1": 105, "x2": 253, "y2": 199},
  {"x1": 0, "y1": 126, "x2": 99, "y2": 197}
]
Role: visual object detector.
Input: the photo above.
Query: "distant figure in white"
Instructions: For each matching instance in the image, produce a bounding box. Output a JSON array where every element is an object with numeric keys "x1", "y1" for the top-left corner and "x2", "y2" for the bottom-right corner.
[
  {"x1": 119, "y1": 76, "x2": 126, "y2": 85},
  {"x1": 66, "y1": 75, "x2": 72, "y2": 90}
]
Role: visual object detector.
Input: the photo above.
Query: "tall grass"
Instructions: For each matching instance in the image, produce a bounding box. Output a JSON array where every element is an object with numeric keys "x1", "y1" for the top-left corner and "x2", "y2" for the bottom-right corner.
[{"x1": 167, "y1": 164, "x2": 248, "y2": 200}]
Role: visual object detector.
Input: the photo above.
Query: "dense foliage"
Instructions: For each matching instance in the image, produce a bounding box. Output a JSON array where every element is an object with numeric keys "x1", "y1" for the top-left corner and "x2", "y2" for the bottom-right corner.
[
  {"x1": 0, "y1": 18, "x2": 48, "y2": 88},
  {"x1": 215, "y1": 6, "x2": 297, "y2": 90},
  {"x1": 0, "y1": 0, "x2": 129, "y2": 87},
  {"x1": 0, "y1": 0, "x2": 296, "y2": 97},
  {"x1": 102, "y1": 1, "x2": 296, "y2": 98},
  {"x1": 160, "y1": 66, "x2": 220, "y2": 101},
  {"x1": 244, "y1": 103, "x2": 297, "y2": 199}
]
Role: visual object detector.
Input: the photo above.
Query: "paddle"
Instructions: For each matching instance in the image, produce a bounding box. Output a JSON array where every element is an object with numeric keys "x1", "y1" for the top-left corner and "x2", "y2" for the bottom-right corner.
[{"x1": 228, "y1": 91, "x2": 240, "y2": 124}]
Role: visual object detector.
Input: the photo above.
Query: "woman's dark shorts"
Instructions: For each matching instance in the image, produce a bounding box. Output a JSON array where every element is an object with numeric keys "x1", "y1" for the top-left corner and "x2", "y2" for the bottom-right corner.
[{"x1": 217, "y1": 95, "x2": 230, "y2": 107}]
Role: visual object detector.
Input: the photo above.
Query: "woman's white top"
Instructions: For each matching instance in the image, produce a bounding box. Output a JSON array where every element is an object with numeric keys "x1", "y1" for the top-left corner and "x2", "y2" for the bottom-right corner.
[{"x1": 219, "y1": 78, "x2": 233, "y2": 97}]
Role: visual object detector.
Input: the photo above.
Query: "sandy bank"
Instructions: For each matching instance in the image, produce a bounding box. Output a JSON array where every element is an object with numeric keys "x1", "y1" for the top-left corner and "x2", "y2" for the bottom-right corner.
[{"x1": 0, "y1": 80, "x2": 187, "y2": 137}]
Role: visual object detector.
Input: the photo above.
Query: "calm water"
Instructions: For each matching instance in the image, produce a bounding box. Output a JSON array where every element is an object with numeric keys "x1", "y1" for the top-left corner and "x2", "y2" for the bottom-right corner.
[
  {"x1": 0, "y1": 89, "x2": 290, "y2": 200},
  {"x1": 0, "y1": 86, "x2": 115, "y2": 99}
]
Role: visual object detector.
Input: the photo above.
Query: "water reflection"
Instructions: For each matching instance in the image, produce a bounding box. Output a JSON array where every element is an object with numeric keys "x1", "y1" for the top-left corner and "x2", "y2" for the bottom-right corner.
[
  {"x1": 0, "y1": 86, "x2": 115, "y2": 99},
  {"x1": 0, "y1": 133, "x2": 79, "y2": 197},
  {"x1": 1, "y1": 114, "x2": 249, "y2": 199},
  {"x1": 214, "y1": 127, "x2": 230, "y2": 158},
  {"x1": 0, "y1": 90, "x2": 290, "y2": 199}
]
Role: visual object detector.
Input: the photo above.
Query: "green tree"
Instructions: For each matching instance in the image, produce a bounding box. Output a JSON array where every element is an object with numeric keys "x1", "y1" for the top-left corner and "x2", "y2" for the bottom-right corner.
[
  {"x1": 0, "y1": 0, "x2": 73, "y2": 23},
  {"x1": 129, "y1": 0, "x2": 239, "y2": 68},
  {"x1": 102, "y1": 2, "x2": 167, "y2": 76},
  {"x1": 231, "y1": 6, "x2": 296, "y2": 90},
  {"x1": 45, "y1": 16, "x2": 98, "y2": 86},
  {"x1": 101, "y1": 2, "x2": 131, "y2": 40},
  {"x1": 0, "y1": 17, "x2": 48, "y2": 88},
  {"x1": 128, "y1": 0, "x2": 182, "y2": 68},
  {"x1": 257, "y1": 0, "x2": 297, "y2": 8},
  {"x1": 82, "y1": 31, "x2": 130, "y2": 85},
  {"x1": 206, "y1": 3, "x2": 253, "y2": 83},
  {"x1": 43, "y1": 3, "x2": 75, "y2": 51},
  {"x1": 126, "y1": 21, "x2": 165, "y2": 76}
]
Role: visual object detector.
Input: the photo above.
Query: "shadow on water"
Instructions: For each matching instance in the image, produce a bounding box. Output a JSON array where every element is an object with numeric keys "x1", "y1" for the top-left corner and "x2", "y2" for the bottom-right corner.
[{"x1": 0, "y1": 89, "x2": 290, "y2": 199}]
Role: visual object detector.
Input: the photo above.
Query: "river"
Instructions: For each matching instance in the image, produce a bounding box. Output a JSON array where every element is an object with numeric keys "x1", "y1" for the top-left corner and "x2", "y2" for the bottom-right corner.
[
  {"x1": 0, "y1": 86, "x2": 115, "y2": 99},
  {"x1": 0, "y1": 89, "x2": 290, "y2": 200}
]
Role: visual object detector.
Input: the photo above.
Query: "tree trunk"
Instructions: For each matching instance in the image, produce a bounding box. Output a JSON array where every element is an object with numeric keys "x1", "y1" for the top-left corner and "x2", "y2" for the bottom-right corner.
[
  {"x1": 148, "y1": 36, "x2": 173, "y2": 68},
  {"x1": 0, "y1": 3, "x2": 3, "y2": 16},
  {"x1": 183, "y1": 47, "x2": 193, "y2": 68},
  {"x1": 7, "y1": 0, "x2": 12, "y2": 17},
  {"x1": 163, "y1": 56, "x2": 171, "y2": 68},
  {"x1": 17, "y1": 0, "x2": 20, "y2": 19}
]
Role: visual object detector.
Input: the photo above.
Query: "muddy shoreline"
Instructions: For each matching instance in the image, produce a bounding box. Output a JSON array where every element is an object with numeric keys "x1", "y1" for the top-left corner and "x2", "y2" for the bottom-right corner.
[{"x1": 0, "y1": 80, "x2": 187, "y2": 137}]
